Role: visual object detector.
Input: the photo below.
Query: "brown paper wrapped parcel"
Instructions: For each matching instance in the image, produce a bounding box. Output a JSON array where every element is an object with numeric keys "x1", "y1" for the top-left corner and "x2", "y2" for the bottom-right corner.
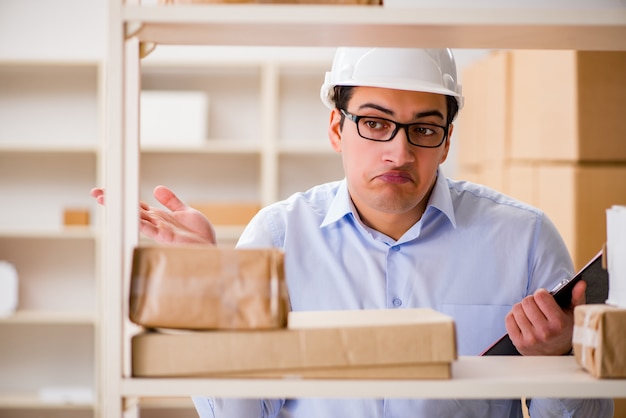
[
  {"x1": 129, "y1": 245, "x2": 289, "y2": 330},
  {"x1": 132, "y1": 308, "x2": 457, "y2": 379},
  {"x1": 573, "y1": 304, "x2": 626, "y2": 378}
]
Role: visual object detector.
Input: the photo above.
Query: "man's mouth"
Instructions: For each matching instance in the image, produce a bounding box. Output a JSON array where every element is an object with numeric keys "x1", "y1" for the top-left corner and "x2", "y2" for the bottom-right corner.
[{"x1": 376, "y1": 171, "x2": 414, "y2": 184}]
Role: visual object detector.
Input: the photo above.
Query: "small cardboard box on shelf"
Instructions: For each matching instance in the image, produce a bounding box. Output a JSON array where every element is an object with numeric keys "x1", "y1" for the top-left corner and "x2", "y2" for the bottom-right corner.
[
  {"x1": 573, "y1": 304, "x2": 626, "y2": 378},
  {"x1": 63, "y1": 208, "x2": 90, "y2": 226},
  {"x1": 129, "y1": 245, "x2": 288, "y2": 330}
]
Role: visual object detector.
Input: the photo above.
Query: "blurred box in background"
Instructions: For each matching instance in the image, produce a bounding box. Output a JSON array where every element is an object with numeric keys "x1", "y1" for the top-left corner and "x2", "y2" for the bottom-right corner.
[
  {"x1": 140, "y1": 90, "x2": 209, "y2": 147},
  {"x1": 63, "y1": 208, "x2": 90, "y2": 226},
  {"x1": 190, "y1": 202, "x2": 260, "y2": 225},
  {"x1": 510, "y1": 51, "x2": 626, "y2": 162}
]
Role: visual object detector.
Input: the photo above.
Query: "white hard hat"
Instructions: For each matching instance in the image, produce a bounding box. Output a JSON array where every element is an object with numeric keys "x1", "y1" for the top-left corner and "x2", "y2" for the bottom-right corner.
[{"x1": 320, "y1": 47, "x2": 464, "y2": 110}]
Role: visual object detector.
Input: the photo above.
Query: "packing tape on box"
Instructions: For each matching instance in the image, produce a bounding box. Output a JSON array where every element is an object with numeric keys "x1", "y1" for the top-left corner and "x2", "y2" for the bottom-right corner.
[
  {"x1": 606, "y1": 205, "x2": 626, "y2": 307},
  {"x1": 216, "y1": 249, "x2": 281, "y2": 324},
  {"x1": 573, "y1": 305, "x2": 602, "y2": 365}
]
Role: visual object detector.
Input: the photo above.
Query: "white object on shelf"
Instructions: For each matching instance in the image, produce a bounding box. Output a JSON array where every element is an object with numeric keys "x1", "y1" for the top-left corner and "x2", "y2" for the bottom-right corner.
[
  {"x1": 0, "y1": 261, "x2": 18, "y2": 317},
  {"x1": 606, "y1": 205, "x2": 626, "y2": 308},
  {"x1": 38, "y1": 386, "x2": 94, "y2": 404},
  {"x1": 140, "y1": 90, "x2": 209, "y2": 146}
]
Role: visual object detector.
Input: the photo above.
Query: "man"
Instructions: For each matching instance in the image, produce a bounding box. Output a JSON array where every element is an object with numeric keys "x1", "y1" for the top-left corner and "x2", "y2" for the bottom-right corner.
[{"x1": 92, "y1": 47, "x2": 613, "y2": 417}]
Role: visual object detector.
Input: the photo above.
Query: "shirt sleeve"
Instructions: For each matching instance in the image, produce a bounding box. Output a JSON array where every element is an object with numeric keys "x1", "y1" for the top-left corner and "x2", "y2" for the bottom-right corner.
[
  {"x1": 192, "y1": 397, "x2": 286, "y2": 418},
  {"x1": 528, "y1": 398, "x2": 614, "y2": 418},
  {"x1": 236, "y1": 205, "x2": 284, "y2": 249},
  {"x1": 527, "y1": 212, "x2": 575, "y2": 293}
]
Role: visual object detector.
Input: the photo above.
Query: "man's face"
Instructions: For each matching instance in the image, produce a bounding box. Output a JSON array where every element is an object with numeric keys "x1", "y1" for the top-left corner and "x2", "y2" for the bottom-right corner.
[{"x1": 329, "y1": 86, "x2": 451, "y2": 228}]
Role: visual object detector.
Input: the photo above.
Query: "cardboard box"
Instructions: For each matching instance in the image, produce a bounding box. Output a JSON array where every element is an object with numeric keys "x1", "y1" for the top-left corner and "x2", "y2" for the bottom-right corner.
[
  {"x1": 573, "y1": 304, "x2": 626, "y2": 378},
  {"x1": 129, "y1": 245, "x2": 289, "y2": 330},
  {"x1": 131, "y1": 308, "x2": 457, "y2": 378},
  {"x1": 190, "y1": 202, "x2": 260, "y2": 225},
  {"x1": 457, "y1": 50, "x2": 510, "y2": 166},
  {"x1": 63, "y1": 208, "x2": 90, "y2": 226},
  {"x1": 505, "y1": 162, "x2": 626, "y2": 270},
  {"x1": 510, "y1": 51, "x2": 626, "y2": 162},
  {"x1": 459, "y1": 51, "x2": 626, "y2": 164},
  {"x1": 140, "y1": 90, "x2": 208, "y2": 147}
]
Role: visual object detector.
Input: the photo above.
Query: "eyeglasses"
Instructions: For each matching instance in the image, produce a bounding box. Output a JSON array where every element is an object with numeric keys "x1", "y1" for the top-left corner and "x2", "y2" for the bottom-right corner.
[{"x1": 341, "y1": 109, "x2": 449, "y2": 148}]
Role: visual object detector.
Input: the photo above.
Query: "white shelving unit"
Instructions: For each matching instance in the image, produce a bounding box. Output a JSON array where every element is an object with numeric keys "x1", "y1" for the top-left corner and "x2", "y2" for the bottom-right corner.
[
  {"x1": 104, "y1": 3, "x2": 626, "y2": 418},
  {"x1": 0, "y1": 61, "x2": 103, "y2": 417},
  {"x1": 138, "y1": 46, "x2": 343, "y2": 244}
]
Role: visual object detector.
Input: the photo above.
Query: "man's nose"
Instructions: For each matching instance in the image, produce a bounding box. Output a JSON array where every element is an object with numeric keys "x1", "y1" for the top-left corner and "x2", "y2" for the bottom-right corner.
[{"x1": 382, "y1": 127, "x2": 415, "y2": 163}]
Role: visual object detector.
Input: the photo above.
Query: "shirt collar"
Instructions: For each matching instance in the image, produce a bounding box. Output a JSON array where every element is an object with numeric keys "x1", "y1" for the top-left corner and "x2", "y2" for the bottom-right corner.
[
  {"x1": 321, "y1": 179, "x2": 353, "y2": 228},
  {"x1": 320, "y1": 170, "x2": 457, "y2": 229},
  {"x1": 427, "y1": 169, "x2": 457, "y2": 229}
]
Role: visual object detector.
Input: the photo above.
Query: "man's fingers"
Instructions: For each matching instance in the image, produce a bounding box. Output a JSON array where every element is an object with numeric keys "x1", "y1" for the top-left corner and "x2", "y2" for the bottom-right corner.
[
  {"x1": 140, "y1": 218, "x2": 161, "y2": 240},
  {"x1": 509, "y1": 300, "x2": 535, "y2": 335},
  {"x1": 90, "y1": 187, "x2": 105, "y2": 205},
  {"x1": 505, "y1": 311, "x2": 522, "y2": 341},
  {"x1": 153, "y1": 185, "x2": 188, "y2": 212},
  {"x1": 522, "y1": 290, "x2": 551, "y2": 325},
  {"x1": 530, "y1": 288, "x2": 558, "y2": 316},
  {"x1": 570, "y1": 280, "x2": 587, "y2": 307}
]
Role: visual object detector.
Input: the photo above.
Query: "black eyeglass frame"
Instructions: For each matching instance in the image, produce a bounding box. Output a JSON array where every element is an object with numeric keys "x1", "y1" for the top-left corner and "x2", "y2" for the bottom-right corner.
[{"x1": 340, "y1": 109, "x2": 449, "y2": 148}]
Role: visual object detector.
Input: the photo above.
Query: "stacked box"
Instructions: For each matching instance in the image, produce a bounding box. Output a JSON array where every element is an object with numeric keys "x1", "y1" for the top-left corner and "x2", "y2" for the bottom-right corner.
[
  {"x1": 132, "y1": 308, "x2": 457, "y2": 379},
  {"x1": 129, "y1": 245, "x2": 289, "y2": 330},
  {"x1": 509, "y1": 51, "x2": 626, "y2": 162}
]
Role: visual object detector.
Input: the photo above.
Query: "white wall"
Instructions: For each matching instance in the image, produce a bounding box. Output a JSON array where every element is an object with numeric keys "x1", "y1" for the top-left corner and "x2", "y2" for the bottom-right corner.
[{"x1": 0, "y1": 0, "x2": 107, "y2": 60}]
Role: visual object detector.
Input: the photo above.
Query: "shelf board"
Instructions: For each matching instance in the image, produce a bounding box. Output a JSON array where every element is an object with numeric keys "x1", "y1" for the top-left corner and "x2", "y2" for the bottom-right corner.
[
  {"x1": 0, "y1": 310, "x2": 96, "y2": 325},
  {"x1": 139, "y1": 226, "x2": 244, "y2": 244},
  {"x1": 0, "y1": 144, "x2": 98, "y2": 154},
  {"x1": 0, "y1": 59, "x2": 101, "y2": 67},
  {"x1": 214, "y1": 225, "x2": 246, "y2": 241},
  {"x1": 124, "y1": 5, "x2": 626, "y2": 50},
  {"x1": 122, "y1": 356, "x2": 626, "y2": 399},
  {"x1": 0, "y1": 228, "x2": 97, "y2": 239},
  {"x1": 138, "y1": 225, "x2": 243, "y2": 243},
  {"x1": 137, "y1": 397, "x2": 195, "y2": 409},
  {"x1": 142, "y1": 45, "x2": 335, "y2": 66},
  {"x1": 278, "y1": 141, "x2": 336, "y2": 155},
  {"x1": 0, "y1": 393, "x2": 93, "y2": 409},
  {"x1": 141, "y1": 140, "x2": 260, "y2": 154}
]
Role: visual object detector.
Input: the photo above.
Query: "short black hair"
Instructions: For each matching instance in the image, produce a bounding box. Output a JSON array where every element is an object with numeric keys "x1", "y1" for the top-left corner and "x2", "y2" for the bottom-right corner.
[{"x1": 332, "y1": 85, "x2": 459, "y2": 128}]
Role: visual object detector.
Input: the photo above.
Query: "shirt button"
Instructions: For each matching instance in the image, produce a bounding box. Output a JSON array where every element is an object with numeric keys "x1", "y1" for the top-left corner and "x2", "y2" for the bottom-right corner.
[
  {"x1": 392, "y1": 298, "x2": 402, "y2": 307},
  {"x1": 391, "y1": 246, "x2": 401, "y2": 252}
]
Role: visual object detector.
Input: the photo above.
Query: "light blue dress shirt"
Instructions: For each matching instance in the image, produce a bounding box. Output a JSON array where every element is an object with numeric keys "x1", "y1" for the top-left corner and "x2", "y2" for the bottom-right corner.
[{"x1": 192, "y1": 171, "x2": 613, "y2": 418}]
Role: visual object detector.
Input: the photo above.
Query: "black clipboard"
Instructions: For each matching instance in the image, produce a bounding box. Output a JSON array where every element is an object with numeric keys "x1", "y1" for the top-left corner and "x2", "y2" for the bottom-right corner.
[{"x1": 481, "y1": 249, "x2": 607, "y2": 356}]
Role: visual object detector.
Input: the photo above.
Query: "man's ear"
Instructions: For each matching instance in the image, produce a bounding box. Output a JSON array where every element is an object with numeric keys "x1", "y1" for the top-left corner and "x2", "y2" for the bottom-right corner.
[
  {"x1": 439, "y1": 123, "x2": 453, "y2": 164},
  {"x1": 328, "y1": 108, "x2": 343, "y2": 153}
]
